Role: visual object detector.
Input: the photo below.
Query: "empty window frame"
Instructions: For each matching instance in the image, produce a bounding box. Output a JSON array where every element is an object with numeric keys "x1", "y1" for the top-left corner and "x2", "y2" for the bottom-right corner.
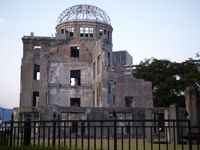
[
  {"x1": 34, "y1": 46, "x2": 41, "y2": 57},
  {"x1": 80, "y1": 27, "x2": 93, "y2": 37},
  {"x1": 70, "y1": 98, "x2": 80, "y2": 107},
  {"x1": 125, "y1": 96, "x2": 133, "y2": 107},
  {"x1": 33, "y1": 64, "x2": 40, "y2": 80},
  {"x1": 99, "y1": 29, "x2": 110, "y2": 40},
  {"x1": 107, "y1": 31, "x2": 110, "y2": 40},
  {"x1": 66, "y1": 27, "x2": 74, "y2": 37},
  {"x1": 85, "y1": 27, "x2": 89, "y2": 37},
  {"x1": 61, "y1": 29, "x2": 64, "y2": 34},
  {"x1": 70, "y1": 70, "x2": 81, "y2": 86},
  {"x1": 80, "y1": 27, "x2": 84, "y2": 37},
  {"x1": 104, "y1": 29, "x2": 107, "y2": 35},
  {"x1": 70, "y1": 46, "x2": 79, "y2": 58},
  {"x1": 89, "y1": 28, "x2": 93, "y2": 37},
  {"x1": 33, "y1": 91, "x2": 39, "y2": 107},
  {"x1": 99, "y1": 29, "x2": 103, "y2": 37}
]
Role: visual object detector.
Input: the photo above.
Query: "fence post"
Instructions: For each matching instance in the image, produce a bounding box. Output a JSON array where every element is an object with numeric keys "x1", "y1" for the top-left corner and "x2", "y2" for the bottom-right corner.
[
  {"x1": 24, "y1": 118, "x2": 31, "y2": 146},
  {"x1": 9, "y1": 114, "x2": 13, "y2": 146},
  {"x1": 113, "y1": 112, "x2": 117, "y2": 150},
  {"x1": 188, "y1": 120, "x2": 192, "y2": 150},
  {"x1": 52, "y1": 112, "x2": 56, "y2": 148}
]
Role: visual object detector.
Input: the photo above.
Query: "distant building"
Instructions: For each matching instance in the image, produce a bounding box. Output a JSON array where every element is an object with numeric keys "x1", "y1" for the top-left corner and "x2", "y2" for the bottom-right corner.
[
  {"x1": 112, "y1": 50, "x2": 133, "y2": 66},
  {"x1": 15, "y1": 4, "x2": 153, "y2": 121}
]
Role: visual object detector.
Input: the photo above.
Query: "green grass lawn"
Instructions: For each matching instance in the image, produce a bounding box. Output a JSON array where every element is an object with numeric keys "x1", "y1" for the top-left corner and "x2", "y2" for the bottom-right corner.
[{"x1": 1, "y1": 138, "x2": 195, "y2": 150}]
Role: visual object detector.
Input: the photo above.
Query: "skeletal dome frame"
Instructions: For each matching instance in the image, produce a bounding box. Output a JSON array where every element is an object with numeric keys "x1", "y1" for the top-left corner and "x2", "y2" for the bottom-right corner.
[{"x1": 57, "y1": 4, "x2": 111, "y2": 25}]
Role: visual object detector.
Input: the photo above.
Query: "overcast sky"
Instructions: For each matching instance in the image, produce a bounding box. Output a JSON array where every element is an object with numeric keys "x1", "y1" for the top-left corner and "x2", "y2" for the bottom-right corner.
[{"x1": 0, "y1": 0, "x2": 200, "y2": 108}]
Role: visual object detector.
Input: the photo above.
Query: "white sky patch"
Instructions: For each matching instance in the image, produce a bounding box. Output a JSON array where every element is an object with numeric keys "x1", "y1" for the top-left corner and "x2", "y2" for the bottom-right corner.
[{"x1": 0, "y1": 17, "x2": 8, "y2": 29}]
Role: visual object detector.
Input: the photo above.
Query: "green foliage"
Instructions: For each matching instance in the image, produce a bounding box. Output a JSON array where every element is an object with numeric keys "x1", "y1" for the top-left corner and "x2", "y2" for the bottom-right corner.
[{"x1": 134, "y1": 56, "x2": 200, "y2": 107}]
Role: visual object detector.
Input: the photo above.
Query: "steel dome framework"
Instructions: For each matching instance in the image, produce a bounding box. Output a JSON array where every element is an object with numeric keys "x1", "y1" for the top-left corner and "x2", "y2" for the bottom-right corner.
[{"x1": 57, "y1": 4, "x2": 111, "y2": 25}]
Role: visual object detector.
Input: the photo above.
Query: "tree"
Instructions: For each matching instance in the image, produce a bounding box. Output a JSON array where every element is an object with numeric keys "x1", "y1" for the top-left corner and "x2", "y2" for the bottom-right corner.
[{"x1": 133, "y1": 57, "x2": 200, "y2": 107}]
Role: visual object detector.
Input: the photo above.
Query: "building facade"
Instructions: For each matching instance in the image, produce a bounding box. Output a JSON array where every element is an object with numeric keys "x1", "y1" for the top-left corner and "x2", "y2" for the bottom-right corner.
[
  {"x1": 112, "y1": 51, "x2": 133, "y2": 66},
  {"x1": 16, "y1": 4, "x2": 153, "y2": 121}
]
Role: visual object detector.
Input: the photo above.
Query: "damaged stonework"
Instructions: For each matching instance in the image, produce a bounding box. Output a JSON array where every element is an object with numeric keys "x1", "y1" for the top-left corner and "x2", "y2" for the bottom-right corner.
[
  {"x1": 17, "y1": 4, "x2": 153, "y2": 121},
  {"x1": 107, "y1": 65, "x2": 153, "y2": 108}
]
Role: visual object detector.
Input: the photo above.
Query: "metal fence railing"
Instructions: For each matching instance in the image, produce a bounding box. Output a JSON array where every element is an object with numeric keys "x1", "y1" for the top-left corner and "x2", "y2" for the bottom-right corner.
[{"x1": 0, "y1": 118, "x2": 199, "y2": 150}]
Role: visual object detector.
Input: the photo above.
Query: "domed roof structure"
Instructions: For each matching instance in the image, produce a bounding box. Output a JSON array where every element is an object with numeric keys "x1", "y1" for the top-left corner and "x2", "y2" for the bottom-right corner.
[{"x1": 57, "y1": 4, "x2": 111, "y2": 25}]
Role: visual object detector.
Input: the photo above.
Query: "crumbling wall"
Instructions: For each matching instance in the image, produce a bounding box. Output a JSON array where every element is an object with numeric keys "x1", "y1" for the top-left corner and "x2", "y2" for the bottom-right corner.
[
  {"x1": 46, "y1": 39, "x2": 94, "y2": 107},
  {"x1": 106, "y1": 65, "x2": 153, "y2": 108}
]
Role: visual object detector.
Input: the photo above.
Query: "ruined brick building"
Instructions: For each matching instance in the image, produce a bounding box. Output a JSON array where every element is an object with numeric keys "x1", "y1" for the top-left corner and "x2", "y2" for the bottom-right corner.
[{"x1": 15, "y1": 4, "x2": 153, "y2": 121}]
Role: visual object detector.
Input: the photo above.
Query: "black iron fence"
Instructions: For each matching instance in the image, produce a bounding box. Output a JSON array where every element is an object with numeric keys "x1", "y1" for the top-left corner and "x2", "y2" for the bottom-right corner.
[{"x1": 0, "y1": 118, "x2": 199, "y2": 150}]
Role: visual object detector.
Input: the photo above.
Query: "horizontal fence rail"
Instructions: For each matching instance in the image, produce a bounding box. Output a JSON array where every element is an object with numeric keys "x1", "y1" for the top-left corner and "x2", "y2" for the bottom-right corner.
[{"x1": 0, "y1": 119, "x2": 199, "y2": 150}]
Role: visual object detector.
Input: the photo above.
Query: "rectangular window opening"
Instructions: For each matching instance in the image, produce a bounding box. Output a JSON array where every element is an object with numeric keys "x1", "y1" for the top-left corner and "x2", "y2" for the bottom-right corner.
[
  {"x1": 34, "y1": 46, "x2": 41, "y2": 57},
  {"x1": 70, "y1": 46, "x2": 79, "y2": 58},
  {"x1": 99, "y1": 29, "x2": 103, "y2": 37},
  {"x1": 89, "y1": 28, "x2": 93, "y2": 33},
  {"x1": 85, "y1": 27, "x2": 89, "y2": 33},
  {"x1": 34, "y1": 46, "x2": 41, "y2": 50},
  {"x1": 66, "y1": 27, "x2": 74, "y2": 37},
  {"x1": 70, "y1": 32, "x2": 73, "y2": 37},
  {"x1": 61, "y1": 29, "x2": 64, "y2": 33},
  {"x1": 36, "y1": 72, "x2": 40, "y2": 80},
  {"x1": 80, "y1": 27, "x2": 93, "y2": 38},
  {"x1": 85, "y1": 28, "x2": 89, "y2": 37},
  {"x1": 80, "y1": 27, "x2": 84, "y2": 33},
  {"x1": 33, "y1": 91, "x2": 39, "y2": 107},
  {"x1": 89, "y1": 28, "x2": 93, "y2": 37},
  {"x1": 34, "y1": 64, "x2": 40, "y2": 80},
  {"x1": 85, "y1": 34, "x2": 88, "y2": 37},
  {"x1": 70, "y1": 98, "x2": 80, "y2": 107},
  {"x1": 70, "y1": 70, "x2": 81, "y2": 86},
  {"x1": 80, "y1": 27, "x2": 84, "y2": 37},
  {"x1": 104, "y1": 30, "x2": 107, "y2": 35},
  {"x1": 90, "y1": 33, "x2": 93, "y2": 37},
  {"x1": 125, "y1": 96, "x2": 133, "y2": 107}
]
